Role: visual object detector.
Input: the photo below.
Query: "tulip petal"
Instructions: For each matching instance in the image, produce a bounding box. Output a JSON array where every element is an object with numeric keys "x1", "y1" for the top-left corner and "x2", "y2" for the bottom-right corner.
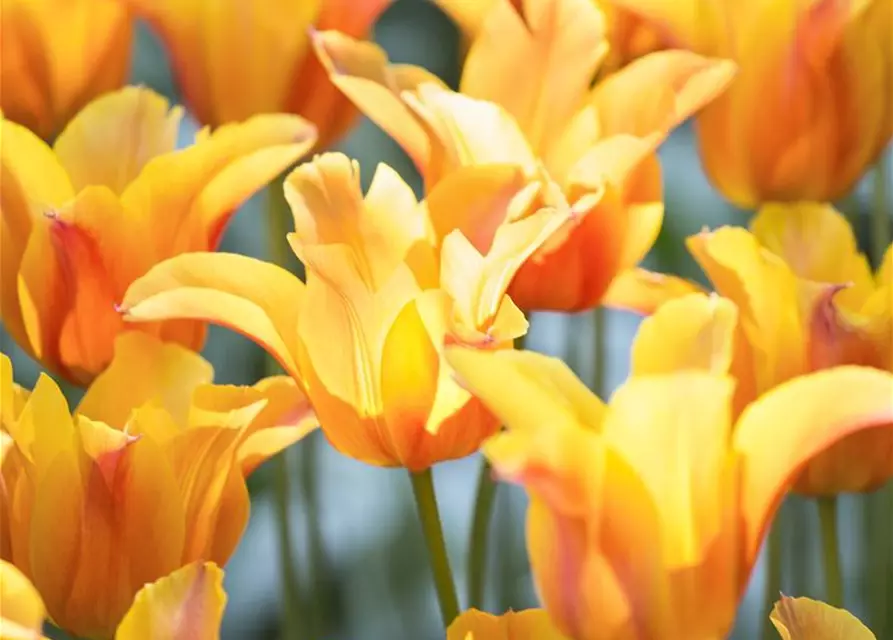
[
  {"x1": 734, "y1": 366, "x2": 893, "y2": 568},
  {"x1": 0, "y1": 560, "x2": 46, "y2": 639},
  {"x1": 447, "y1": 608, "x2": 569, "y2": 640},
  {"x1": 77, "y1": 332, "x2": 214, "y2": 428},
  {"x1": 116, "y1": 562, "x2": 226, "y2": 640},
  {"x1": 602, "y1": 268, "x2": 707, "y2": 315},
  {"x1": 460, "y1": 0, "x2": 608, "y2": 156},
  {"x1": 770, "y1": 595, "x2": 876, "y2": 640},
  {"x1": 122, "y1": 252, "x2": 305, "y2": 379},
  {"x1": 52, "y1": 87, "x2": 183, "y2": 195}
]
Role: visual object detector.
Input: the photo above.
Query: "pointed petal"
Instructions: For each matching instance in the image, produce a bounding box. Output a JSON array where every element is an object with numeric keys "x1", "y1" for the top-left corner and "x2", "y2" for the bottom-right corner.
[
  {"x1": 53, "y1": 87, "x2": 183, "y2": 195},
  {"x1": 602, "y1": 267, "x2": 706, "y2": 314},
  {"x1": 116, "y1": 562, "x2": 226, "y2": 640},
  {"x1": 734, "y1": 366, "x2": 893, "y2": 568},
  {"x1": 770, "y1": 595, "x2": 876, "y2": 640},
  {"x1": 460, "y1": 0, "x2": 608, "y2": 155},
  {"x1": 447, "y1": 608, "x2": 569, "y2": 640},
  {"x1": 0, "y1": 560, "x2": 46, "y2": 639},
  {"x1": 77, "y1": 332, "x2": 214, "y2": 428},
  {"x1": 121, "y1": 252, "x2": 305, "y2": 379}
]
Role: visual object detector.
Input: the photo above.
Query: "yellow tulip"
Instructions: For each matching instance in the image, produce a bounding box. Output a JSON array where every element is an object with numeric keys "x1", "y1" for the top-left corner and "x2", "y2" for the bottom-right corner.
[
  {"x1": 771, "y1": 595, "x2": 876, "y2": 640},
  {"x1": 0, "y1": 0, "x2": 132, "y2": 140},
  {"x1": 611, "y1": 0, "x2": 893, "y2": 205},
  {"x1": 126, "y1": 0, "x2": 391, "y2": 149},
  {"x1": 446, "y1": 295, "x2": 893, "y2": 640},
  {"x1": 608, "y1": 202, "x2": 893, "y2": 494},
  {"x1": 121, "y1": 151, "x2": 568, "y2": 470},
  {"x1": 310, "y1": 0, "x2": 735, "y2": 312},
  {"x1": 0, "y1": 86, "x2": 316, "y2": 385},
  {"x1": 0, "y1": 333, "x2": 315, "y2": 638},
  {"x1": 448, "y1": 609, "x2": 569, "y2": 640},
  {"x1": 0, "y1": 559, "x2": 227, "y2": 640}
]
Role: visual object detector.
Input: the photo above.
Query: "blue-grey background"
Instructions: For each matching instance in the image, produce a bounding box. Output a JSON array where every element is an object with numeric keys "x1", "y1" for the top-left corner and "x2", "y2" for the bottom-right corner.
[{"x1": 3, "y1": 1, "x2": 891, "y2": 638}]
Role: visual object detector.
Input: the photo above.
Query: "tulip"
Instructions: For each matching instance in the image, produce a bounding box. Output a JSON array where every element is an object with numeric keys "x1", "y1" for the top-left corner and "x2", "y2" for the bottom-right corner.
[
  {"x1": 607, "y1": 202, "x2": 893, "y2": 494},
  {"x1": 121, "y1": 151, "x2": 568, "y2": 470},
  {"x1": 0, "y1": 559, "x2": 227, "y2": 640},
  {"x1": 0, "y1": 333, "x2": 315, "y2": 638},
  {"x1": 448, "y1": 609, "x2": 569, "y2": 640},
  {"x1": 0, "y1": 85, "x2": 316, "y2": 384},
  {"x1": 446, "y1": 295, "x2": 893, "y2": 639},
  {"x1": 771, "y1": 595, "x2": 877, "y2": 639},
  {"x1": 0, "y1": 0, "x2": 132, "y2": 140},
  {"x1": 126, "y1": 0, "x2": 391, "y2": 149},
  {"x1": 611, "y1": 0, "x2": 893, "y2": 206},
  {"x1": 310, "y1": 0, "x2": 735, "y2": 312}
]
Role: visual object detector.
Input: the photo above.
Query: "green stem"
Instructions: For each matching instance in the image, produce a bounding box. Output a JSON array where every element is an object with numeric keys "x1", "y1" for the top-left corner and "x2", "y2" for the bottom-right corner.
[
  {"x1": 871, "y1": 153, "x2": 891, "y2": 264},
  {"x1": 592, "y1": 308, "x2": 607, "y2": 396},
  {"x1": 409, "y1": 469, "x2": 460, "y2": 628},
  {"x1": 761, "y1": 520, "x2": 784, "y2": 640},
  {"x1": 467, "y1": 458, "x2": 498, "y2": 610},
  {"x1": 818, "y1": 496, "x2": 843, "y2": 607}
]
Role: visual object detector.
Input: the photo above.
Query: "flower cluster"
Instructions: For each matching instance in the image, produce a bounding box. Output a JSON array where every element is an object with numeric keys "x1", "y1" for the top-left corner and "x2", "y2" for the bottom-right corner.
[{"x1": 1, "y1": 0, "x2": 890, "y2": 638}]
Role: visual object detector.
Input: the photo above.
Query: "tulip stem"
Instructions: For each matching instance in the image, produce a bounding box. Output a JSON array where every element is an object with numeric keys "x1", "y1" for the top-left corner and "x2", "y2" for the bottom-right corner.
[
  {"x1": 467, "y1": 458, "x2": 498, "y2": 610},
  {"x1": 761, "y1": 520, "x2": 784, "y2": 640},
  {"x1": 871, "y1": 152, "x2": 890, "y2": 264},
  {"x1": 818, "y1": 496, "x2": 843, "y2": 607},
  {"x1": 409, "y1": 469, "x2": 460, "y2": 628},
  {"x1": 592, "y1": 308, "x2": 607, "y2": 396}
]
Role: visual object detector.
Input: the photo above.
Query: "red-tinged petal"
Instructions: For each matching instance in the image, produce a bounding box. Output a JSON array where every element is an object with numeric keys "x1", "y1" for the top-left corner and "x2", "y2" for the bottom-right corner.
[
  {"x1": 770, "y1": 595, "x2": 876, "y2": 640},
  {"x1": 733, "y1": 366, "x2": 893, "y2": 571},
  {"x1": 602, "y1": 268, "x2": 706, "y2": 315},
  {"x1": 460, "y1": 0, "x2": 608, "y2": 156},
  {"x1": 0, "y1": 559, "x2": 46, "y2": 639},
  {"x1": 447, "y1": 608, "x2": 569, "y2": 640},
  {"x1": 121, "y1": 252, "x2": 305, "y2": 379},
  {"x1": 116, "y1": 562, "x2": 226, "y2": 640}
]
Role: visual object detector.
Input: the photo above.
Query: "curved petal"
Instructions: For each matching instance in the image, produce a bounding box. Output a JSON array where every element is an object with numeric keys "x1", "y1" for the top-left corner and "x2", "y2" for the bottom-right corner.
[
  {"x1": 770, "y1": 595, "x2": 876, "y2": 640},
  {"x1": 121, "y1": 252, "x2": 305, "y2": 379},
  {"x1": 0, "y1": 560, "x2": 46, "y2": 639},
  {"x1": 116, "y1": 562, "x2": 226, "y2": 640},
  {"x1": 602, "y1": 268, "x2": 707, "y2": 315},
  {"x1": 734, "y1": 366, "x2": 893, "y2": 569},
  {"x1": 447, "y1": 608, "x2": 569, "y2": 640}
]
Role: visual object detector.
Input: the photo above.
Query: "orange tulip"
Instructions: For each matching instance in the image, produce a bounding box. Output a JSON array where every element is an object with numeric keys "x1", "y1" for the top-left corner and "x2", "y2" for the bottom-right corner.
[
  {"x1": 611, "y1": 0, "x2": 893, "y2": 206},
  {"x1": 121, "y1": 151, "x2": 568, "y2": 470},
  {"x1": 310, "y1": 0, "x2": 734, "y2": 312},
  {"x1": 446, "y1": 294, "x2": 893, "y2": 640},
  {"x1": 127, "y1": 0, "x2": 391, "y2": 149},
  {"x1": 448, "y1": 609, "x2": 569, "y2": 640},
  {"x1": 0, "y1": 559, "x2": 227, "y2": 640},
  {"x1": 0, "y1": 333, "x2": 315, "y2": 638},
  {"x1": 607, "y1": 202, "x2": 893, "y2": 494},
  {"x1": 0, "y1": 85, "x2": 316, "y2": 384},
  {"x1": 771, "y1": 595, "x2": 877, "y2": 639},
  {"x1": 0, "y1": 0, "x2": 132, "y2": 140}
]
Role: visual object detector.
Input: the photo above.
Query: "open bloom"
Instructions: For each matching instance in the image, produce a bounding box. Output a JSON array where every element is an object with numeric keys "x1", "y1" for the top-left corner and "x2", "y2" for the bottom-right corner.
[
  {"x1": 0, "y1": 86, "x2": 315, "y2": 384},
  {"x1": 121, "y1": 152, "x2": 567, "y2": 470},
  {"x1": 612, "y1": 0, "x2": 893, "y2": 206},
  {"x1": 608, "y1": 202, "x2": 893, "y2": 494},
  {"x1": 126, "y1": 0, "x2": 391, "y2": 149},
  {"x1": 0, "y1": 0, "x2": 132, "y2": 140},
  {"x1": 771, "y1": 595, "x2": 877, "y2": 639},
  {"x1": 0, "y1": 333, "x2": 315, "y2": 639},
  {"x1": 448, "y1": 609, "x2": 568, "y2": 640},
  {"x1": 311, "y1": 0, "x2": 735, "y2": 312},
  {"x1": 446, "y1": 293, "x2": 893, "y2": 640},
  {"x1": 0, "y1": 559, "x2": 227, "y2": 640}
]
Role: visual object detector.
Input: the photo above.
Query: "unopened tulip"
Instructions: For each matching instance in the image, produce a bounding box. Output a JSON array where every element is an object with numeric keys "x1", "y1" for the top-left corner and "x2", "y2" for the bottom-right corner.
[
  {"x1": 611, "y1": 0, "x2": 893, "y2": 205},
  {"x1": 607, "y1": 203, "x2": 893, "y2": 494},
  {"x1": 127, "y1": 0, "x2": 391, "y2": 149},
  {"x1": 0, "y1": 86, "x2": 316, "y2": 384},
  {"x1": 0, "y1": 333, "x2": 315, "y2": 638},
  {"x1": 448, "y1": 609, "x2": 568, "y2": 640},
  {"x1": 0, "y1": 0, "x2": 132, "y2": 140},
  {"x1": 121, "y1": 152, "x2": 569, "y2": 470},
  {"x1": 311, "y1": 0, "x2": 735, "y2": 311},
  {"x1": 446, "y1": 297, "x2": 893, "y2": 639}
]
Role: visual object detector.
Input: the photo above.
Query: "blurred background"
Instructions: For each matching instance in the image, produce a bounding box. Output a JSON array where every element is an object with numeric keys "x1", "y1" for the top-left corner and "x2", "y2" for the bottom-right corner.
[{"x1": 3, "y1": 1, "x2": 891, "y2": 638}]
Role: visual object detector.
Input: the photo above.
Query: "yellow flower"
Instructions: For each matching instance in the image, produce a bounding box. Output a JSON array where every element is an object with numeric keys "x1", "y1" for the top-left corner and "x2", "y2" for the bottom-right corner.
[
  {"x1": 311, "y1": 0, "x2": 734, "y2": 312},
  {"x1": 0, "y1": 0, "x2": 132, "y2": 140},
  {"x1": 0, "y1": 559, "x2": 227, "y2": 640},
  {"x1": 121, "y1": 152, "x2": 567, "y2": 470},
  {"x1": 608, "y1": 202, "x2": 893, "y2": 494},
  {"x1": 0, "y1": 333, "x2": 315, "y2": 639},
  {"x1": 0, "y1": 86, "x2": 316, "y2": 385},
  {"x1": 126, "y1": 0, "x2": 391, "y2": 149},
  {"x1": 771, "y1": 595, "x2": 876, "y2": 640},
  {"x1": 447, "y1": 609, "x2": 569, "y2": 640},
  {"x1": 612, "y1": 0, "x2": 893, "y2": 205},
  {"x1": 446, "y1": 294, "x2": 893, "y2": 640}
]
